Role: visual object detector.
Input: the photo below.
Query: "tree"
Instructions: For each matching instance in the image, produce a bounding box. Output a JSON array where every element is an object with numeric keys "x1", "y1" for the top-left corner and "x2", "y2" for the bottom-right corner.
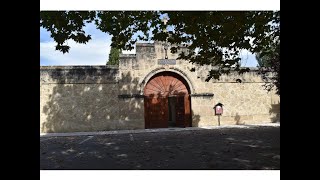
[
  {"x1": 256, "y1": 52, "x2": 272, "y2": 67},
  {"x1": 256, "y1": 38, "x2": 280, "y2": 95},
  {"x1": 107, "y1": 47, "x2": 121, "y2": 65},
  {"x1": 255, "y1": 36, "x2": 279, "y2": 68},
  {"x1": 40, "y1": 11, "x2": 280, "y2": 94}
]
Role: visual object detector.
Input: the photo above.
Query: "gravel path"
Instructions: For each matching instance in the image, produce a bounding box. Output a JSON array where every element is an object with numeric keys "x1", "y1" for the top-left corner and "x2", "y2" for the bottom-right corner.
[{"x1": 40, "y1": 125, "x2": 280, "y2": 169}]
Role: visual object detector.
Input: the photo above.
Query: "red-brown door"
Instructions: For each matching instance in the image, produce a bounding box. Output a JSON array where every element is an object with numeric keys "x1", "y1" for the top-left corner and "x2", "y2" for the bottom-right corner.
[
  {"x1": 144, "y1": 97, "x2": 168, "y2": 129},
  {"x1": 144, "y1": 72, "x2": 191, "y2": 129},
  {"x1": 184, "y1": 95, "x2": 191, "y2": 127},
  {"x1": 174, "y1": 95, "x2": 191, "y2": 127},
  {"x1": 175, "y1": 96, "x2": 185, "y2": 127}
]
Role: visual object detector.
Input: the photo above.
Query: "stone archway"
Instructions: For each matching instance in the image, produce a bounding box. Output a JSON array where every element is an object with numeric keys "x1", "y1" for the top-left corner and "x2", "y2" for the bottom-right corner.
[{"x1": 144, "y1": 71, "x2": 191, "y2": 129}]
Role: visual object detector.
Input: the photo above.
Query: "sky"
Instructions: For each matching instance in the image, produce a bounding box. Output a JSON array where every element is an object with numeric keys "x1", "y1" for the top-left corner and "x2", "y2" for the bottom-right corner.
[
  {"x1": 40, "y1": 20, "x2": 259, "y2": 67},
  {"x1": 40, "y1": 23, "x2": 111, "y2": 66},
  {"x1": 40, "y1": 0, "x2": 279, "y2": 67}
]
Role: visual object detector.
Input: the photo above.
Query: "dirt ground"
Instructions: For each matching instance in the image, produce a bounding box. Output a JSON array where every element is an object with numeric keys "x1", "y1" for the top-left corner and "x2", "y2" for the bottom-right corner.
[{"x1": 40, "y1": 125, "x2": 280, "y2": 170}]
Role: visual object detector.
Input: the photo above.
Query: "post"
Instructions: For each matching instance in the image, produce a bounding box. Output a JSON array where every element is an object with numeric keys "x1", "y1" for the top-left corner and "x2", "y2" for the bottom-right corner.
[{"x1": 218, "y1": 115, "x2": 221, "y2": 126}]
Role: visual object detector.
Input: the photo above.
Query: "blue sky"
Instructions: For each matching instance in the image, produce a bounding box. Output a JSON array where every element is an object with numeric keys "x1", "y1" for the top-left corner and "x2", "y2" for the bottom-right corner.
[
  {"x1": 40, "y1": 23, "x2": 111, "y2": 66},
  {"x1": 40, "y1": 22, "x2": 258, "y2": 67}
]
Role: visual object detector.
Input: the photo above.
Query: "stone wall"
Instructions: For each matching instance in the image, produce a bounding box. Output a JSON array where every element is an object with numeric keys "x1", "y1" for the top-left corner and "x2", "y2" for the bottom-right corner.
[
  {"x1": 40, "y1": 42, "x2": 280, "y2": 133},
  {"x1": 118, "y1": 42, "x2": 280, "y2": 127}
]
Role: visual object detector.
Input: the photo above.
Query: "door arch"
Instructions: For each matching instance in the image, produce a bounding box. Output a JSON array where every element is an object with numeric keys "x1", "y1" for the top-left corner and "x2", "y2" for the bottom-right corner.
[{"x1": 144, "y1": 71, "x2": 191, "y2": 129}]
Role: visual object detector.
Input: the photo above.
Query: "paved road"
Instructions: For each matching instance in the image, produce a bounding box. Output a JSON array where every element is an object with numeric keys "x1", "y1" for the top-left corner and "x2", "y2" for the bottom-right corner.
[{"x1": 40, "y1": 126, "x2": 280, "y2": 169}]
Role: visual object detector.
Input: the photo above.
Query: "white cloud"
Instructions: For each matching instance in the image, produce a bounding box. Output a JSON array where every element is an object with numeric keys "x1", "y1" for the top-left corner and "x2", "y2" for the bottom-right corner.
[
  {"x1": 40, "y1": 22, "x2": 112, "y2": 66},
  {"x1": 40, "y1": 24, "x2": 257, "y2": 67},
  {"x1": 240, "y1": 49, "x2": 258, "y2": 67},
  {"x1": 40, "y1": 38, "x2": 111, "y2": 66}
]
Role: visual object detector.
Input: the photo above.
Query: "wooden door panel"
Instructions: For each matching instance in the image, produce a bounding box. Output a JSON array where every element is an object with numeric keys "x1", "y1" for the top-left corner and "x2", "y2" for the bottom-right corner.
[
  {"x1": 144, "y1": 73, "x2": 189, "y2": 97},
  {"x1": 175, "y1": 96, "x2": 185, "y2": 127},
  {"x1": 144, "y1": 72, "x2": 192, "y2": 129},
  {"x1": 145, "y1": 97, "x2": 168, "y2": 128},
  {"x1": 184, "y1": 95, "x2": 191, "y2": 127},
  {"x1": 144, "y1": 96, "x2": 150, "y2": 129}
]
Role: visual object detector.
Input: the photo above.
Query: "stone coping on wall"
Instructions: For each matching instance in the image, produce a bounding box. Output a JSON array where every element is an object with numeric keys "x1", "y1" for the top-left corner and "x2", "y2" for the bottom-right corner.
[
  {"x1": 201, "y1": 66, "x2": 259, "y2": 72},
  {"x1": 40, "y1": 65, "x2": 119, "y2": 84},
  {"x1": 40, "y1": 65, "x2": 260, "y2": 72},
  {"x1": 117, "y1": 93, "x2": 215, "y2": 99},
  {"x1": 136, "y1": 42, "x2": 155, "y2": 47},
  {"x1": 40, "y1": 65, "x2": 119, "y2": 70},
  {"x1": 190, "y1": 93, "x2": 214, "y2": 97},
  {"x1": 119, "y1": 54, "x2": 136, "y2": 58},
  {"x1": 118, "y1": 94, "x2": 145, "y2": 99}
]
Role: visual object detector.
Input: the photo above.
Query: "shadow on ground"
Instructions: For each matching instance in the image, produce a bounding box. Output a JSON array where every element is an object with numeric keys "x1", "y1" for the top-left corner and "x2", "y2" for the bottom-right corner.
[{"x1": 40, "y1": 125, "x2": 280, "y2": 170}]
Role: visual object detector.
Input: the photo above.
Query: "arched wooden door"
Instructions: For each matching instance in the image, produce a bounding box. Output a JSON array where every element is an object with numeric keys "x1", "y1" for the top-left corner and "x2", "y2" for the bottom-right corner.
[{"x1": 144, "y1": 72, "x2": 191, "y2": 129}]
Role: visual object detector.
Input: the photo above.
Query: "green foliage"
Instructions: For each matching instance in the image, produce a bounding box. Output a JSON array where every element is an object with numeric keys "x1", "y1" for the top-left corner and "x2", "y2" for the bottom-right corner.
[
  {"x1": 40, "y1": 11, "x2": 280, "y2": 94},
  {"x1": 255, "y1": 37, "x2": 279, "y2": 68},
  {"x1": 256, "y1": 52, "x2": 271, "y2": 67},
  {"x1": 107, "y1": 47, "x2": 121, "y2": 65},
  {"x1": 257, "y1": 39, "x2": 280, "y2": 95},
  {"x1": 40, "y1": 11, "x2": 96, "y2": 53}
]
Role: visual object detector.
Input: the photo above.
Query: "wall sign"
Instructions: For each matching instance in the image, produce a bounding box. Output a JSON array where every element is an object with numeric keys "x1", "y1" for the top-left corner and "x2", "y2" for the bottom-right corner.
[{"x1": 158, "y1": 59, "x2": 176, "y2": 65}]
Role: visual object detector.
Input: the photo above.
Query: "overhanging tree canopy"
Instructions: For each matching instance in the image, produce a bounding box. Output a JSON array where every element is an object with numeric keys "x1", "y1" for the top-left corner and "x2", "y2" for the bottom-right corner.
[{"x1": 40, "y1": 11, "x2": 280, "y2": 94}]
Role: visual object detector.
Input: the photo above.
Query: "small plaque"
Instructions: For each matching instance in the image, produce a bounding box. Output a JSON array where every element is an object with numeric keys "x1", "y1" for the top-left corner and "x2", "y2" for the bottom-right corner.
[{"x1": 158, "y1": 59, "x2": 176, "y2": 65}]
